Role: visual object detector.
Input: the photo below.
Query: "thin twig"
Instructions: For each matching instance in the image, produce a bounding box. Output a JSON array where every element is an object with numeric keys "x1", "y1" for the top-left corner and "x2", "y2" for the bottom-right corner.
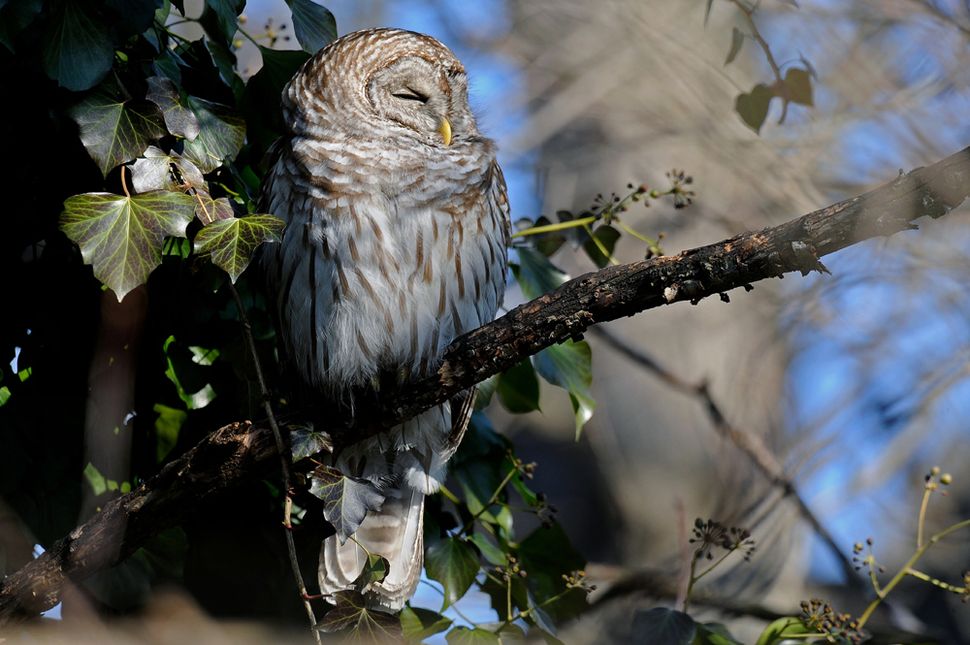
[
  {"x1": 590, "y1": 325, "x2": 862, "y2": 587},
  {"x1": 229, "y1": 284, "x2": 322, "y2": 644}
]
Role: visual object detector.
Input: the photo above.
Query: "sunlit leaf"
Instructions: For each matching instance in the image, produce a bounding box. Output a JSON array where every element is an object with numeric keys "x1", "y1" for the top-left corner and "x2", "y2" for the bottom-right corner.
[
  {"x1": 735, "y1": 83, "x2": 773, "y2": 134},
  {"x1": 496, "y1": 359, "x2": 540, "y2": 413},
  {"x1": 84, "y1": 462, "x2": 107, "y2": 496},
  {"x1": 41, "y1": 2, "x2": 114, "y2": 91},
  {"x1": 309, "y1": 465, "x2": 385, "y2": 543},
  {"x1": 285, "y1": 0, "x2": 337, "y2": 54},
  {"x1": 754, "y1": 617, "x2": 812, "y2": 645},
  {"x1": 582, "y1": 224, "x2": 620, "y2": 268},
  {"x1": 468, "y1": 532, "x2": 507, "y2": 567},
  {"x1": 193, "y1": 214, "x2": 285, "y2": 282},
  {"x1": 154, "y1": 403, "x2": 186, "y2": 462},
  {"x1": 182, "y1": 96, "x2": 245, "y2": 173},
  {"x1": 163, "y1": 335, "x2": 217, "y2": 410},
  {"x1": 60, "y1": 191, "x2": 195, "y2": 301},
  {"x1": 130, "y1": 146, "x2": 206, "y2": 194},
  {"x1": 783, "y1": 67, "x2": 813, "y2": 106},
  {"x1": 629, "y1": 608, "x2": 696, "y2": 644},
  {"x1": 445, "y1": 627, "x2": 501, "y2": 645},
  {"x1": 724, "y1": 27, "x2": 744, "y2": 66},
  {"x1": 145, "y1": 76, "x2": 200, "y2": 140},
  {"x1": 534, "y1": 340, "x2": 595, "y2": 438},
  {"x1": 70, "y1": 79, "x2": 167, "y2": 177},
  {"x1": 425, "y1": 536, "x2": 480, "y2": 610},
  {"x1": 353, "y1": 553, "x2": 389, "y2": 592},
  {"x1": 400, "y1": 606, "x2": 452, "y2": 643},
  {"x1": 315, "y1": 590, "x2": 403, "y2": 639}
]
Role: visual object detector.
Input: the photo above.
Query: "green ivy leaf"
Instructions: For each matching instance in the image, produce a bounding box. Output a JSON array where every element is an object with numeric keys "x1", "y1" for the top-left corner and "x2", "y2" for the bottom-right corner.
[
  {"x1": 145, "y1": 76, "x2": 200, "y2": 140},
  {"x1": 182, "y1": 96, "x2": 245, "y2": 173},
  {"x1": 354, "y1": 553, "x2": 389, "y2": 591},
  {"x1": 242, "y1": 47, "x2": 310, "y2": 155},
  {"x1": 154, "y1": 402, "x2": 186, "y2": 462},
  {"x1": 753, "y1": 617, "x2": 812, "y2": 645},
  {"x1": 735, "y1": 83, "x2": 773, "y2": 134},
  {"x1": 285, "y1": 0, "x2": 337, "y2": 54},
  {"x1": 41, "y1": 2, "x2": 114, "y2": 91},
  {"x1": 400, "y1": 606, "x2": 453, "y2": 643},
  {"x1": 70, "y1": 79, "x2": 167, "y2": 177},
  {"x1": 104, "y1": 0, "x2": 162, "y2": 39},
  {"x1": 199, "y1": 0, "x2": 243, "y2": 46},
  {"x1": 193, "y1": 195, "x2": 235, "y2": 222},
  {"x1": 534, "y1": 340, "x2": 595, "y2": 439},
  {"x1": 468, "y1": 532, "x2": 507, "y2": 567},
  {"x1": 783, "y1": 67, "x2": 813, "y2": 106},
  {"x1": 582, "y1": 224, "x2": 620, "y2": 268},
  {"x1": 724, "y1": 27, "x2": 745, "y2": 66},
  {"x1": 512, "y1": 247, "x2": 569, "y2": 300},
  {"x1": 315, "y1": 590, "x2": 403, "y2": 639},
  {"x1": 290, "y1": 425, "x2": 333, "y2": 461},
  {"x1": 193, "y1": 214, "x2": 285, "y2": 282},
  {"x1": 308, "y1": 466, "x2": 385, "y2": 543},
  {"x1": 0, "y1": 0, "x2": 43, "y2": 52},
  {"x1": 60, "y1": 191, "x2": 195, "y2": 301},
  {"x1": 518, "y1": 522, "x2": 585, "y2": 621},
  {"x1": 425, "y1": 536, "x2": 480, "y2": 610},
  {"x1": 496, "y1": 359, "x2": 540, "y2": 413},
  {"x1": 204, "y1": 38, "x2": 243, "y2": 98},
  {"x1": 163, "y1": 335, "x2": 217, "y2": 410},
  {"x1": 445, "y1": 627, "x2": 501, "y2": 645},
  {"x1": 531, "y1": 215, "x2": 567, "y2": 257},
  {"x1": 694, "y1": 622, "x2": 744, "y2": 645},
  {"x1": 630, "y1": 608, "x2": 696, "y2": 644},
  {"x1": 129, "y1": 146, "x2": 205, "y2": 194}
]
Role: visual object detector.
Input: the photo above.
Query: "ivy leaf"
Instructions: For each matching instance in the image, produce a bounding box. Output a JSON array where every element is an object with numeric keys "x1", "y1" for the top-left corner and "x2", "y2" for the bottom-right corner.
[
  {"x1": 205, "y1": 38, "x2": 243, "y2": 98},
  {"x1": 104, "y1": 0, "x2": 162, "y2": 39},
  {"x1": 468, "y1": 532, "x2": 507, "y2": 567},
  {"x1": 145, "y1": 76, "x2": 200, "y2": 140},
  {"x1": 290, "y1": 425, "x2": 333, "y2": 461},
  {"x1": 445, "y1": 627, "x2": 501, "y2": 645},
  {"x1": 531, "y1": 215, "x2": 567, "y2": 257},
  {"x1": 753, "y1": 617, "x2": 812, "y2": 645},
  {"x1": 285, "y1": 0, "x2": 337, "y2": 53},
  {"x1": 0, "y1": 0, "x2": 43, "y2": 52},
  {"x1": 695, "y1": 622, "x2": 744, "y2": 645},
  {"x1": 424, "y1": 536, "x2": 480, "y2": 610},
  {"x1": 400, "y1": 606, "x2": 452, "y2": 643},
  {"x1": 60, "y1": 191, "x2": 195, "y2": 301},
  {"x1": 496, "y1": 359, "x2": 540, "y2": 413},
  {"x1": 582, "y1": 224, "x2": 620, "y2": 268},
  {"x1": 354, "y1": 553, "x2": 390, "y2": 591},
  {"x1": 41, "y1": 2, "x2": 114, "y2": 91},
  {"x1": 154, "y1": 403, "x2": 186, "y2": 462},
  {"x1": 783, "y1": 67, "x2": 813, "y2": 106},
  {"x1": 193, "y1": 214, "x2": 285, "y2": 282},
  {"x1": 308, "y1": 466, "x2": 385, "y2": 543},
  {"x1": 182, "y1": 96, "x2": 245, "y2": 173},
  {"x1": 627, "y1": 608, "x2": 696, "y2": 645},
  {"x1": 199, "y1": 0, "x2": 243, "y2": 46},
  {"x1": 162, "y1": 335, "x2": 216, "y2": 410},
  {"x1": 473, "y1": 375, "x2": 498, "y2": 410},
  {"x1": 724, "y1": 27, "x2": 744, "y2": 66},
  {"x1": 193, "y1": 195, "x2": 235, "y2": 223},
  {"x1": 315, "y1": 590, "x2": 402, "y2": 639},
  {"x1": 735, "y1": 83, "x2": 773, "y2": 134},
  {"x1": 534, "y1": 340, "x2": 595, "y2": 439},
  {"x1": 130, "y1": 146, "x2": 205, "y2": 194},
  {"x1": 512, "y1": 247, "x2": 569, "y2": 300},
  {"x1": 242, "y1": 47, "x2": 310, "y2": 156},
  {"x1": 70, "y1": 80, "x2": 167, "y2": 177}
]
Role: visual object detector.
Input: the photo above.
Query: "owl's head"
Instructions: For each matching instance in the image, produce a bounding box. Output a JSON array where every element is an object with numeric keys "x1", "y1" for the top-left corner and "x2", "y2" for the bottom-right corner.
[{"x1": 288, "y1": 28, "x2": 482, "y2": 149}]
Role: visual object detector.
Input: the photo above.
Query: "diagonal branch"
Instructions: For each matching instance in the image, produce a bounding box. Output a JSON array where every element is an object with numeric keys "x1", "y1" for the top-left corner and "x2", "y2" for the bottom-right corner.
[{"x1": 1, "y1": 146, "x2": 968, "y2": 626}]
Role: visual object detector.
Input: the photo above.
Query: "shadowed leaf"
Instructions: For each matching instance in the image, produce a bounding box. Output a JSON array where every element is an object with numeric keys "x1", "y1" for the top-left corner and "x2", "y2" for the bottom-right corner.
[
  {"x1": 400, "y1": 606, "x2": 452, "y2": 643},
  {"x1": 735, "y1": 83, "x2": 773, "y2": 134},
  {"x1": 290, "y1": 426, "x2": 333, "y2": 461},
  {"x1": 243, "y1": 47, "x2": 310, "y2": 155},
  {"x1": 582, "y1": 224, "x2": 620, "y2": 268},
  {"x1": 425, "y1": 537, "x2": 480, "y2": 610},
  {"x1": 497, "y1": 359, "x2": 540, "y2": 413},
  {"x1": 696, "y1": 622, "x2": 744, "y2": 645},
  {"x1": 315, "y1": 590, "x2": 402, "y2": 639},
  {"x1": 534, "y1": 340, "x2": 595, "y2": 438},
  {"x1": 146, "y1": 76, "x2": 200, "y2": 140},
  {"x1": 725, "y1": 27, "x2": 744, "y2": 65},
  {"x1": 0, "y1": 0, "x2": 43, "y2": 52},
  {"x1": 70, "y1": 79, "x2": 167, "y2": 177},
  {"x1": 512, "y1": 247, "x2": 569, "y2": 300},
  {"x1": 199, "y1": 0, "x2": 243, "y2": 45},
  {"x1": 60, "y1": 191, "x2": 195, "y2": 301},
  {"x1": 784, "y1": 67, "x2": 813, "y2": 106},
  {"x1": 182, "y1": 96, "x2": 245, "y2": 173},
  {"x1": 354, "y1": 553, "x2": 389, "y2": 592},
  {"x1": 194, "y1": 214, "x2": 284, "y2": 282},
  {"x1": 445, "y1": 627, "x2": 501, "y2": 645},
  {"x1": 309, "y1": 466, "x2": 385, "y2": 543},
  {"x1": 285, "y1": 0, "x2": 337, "y2": 53},
  {"x1": 628, "y1": 608, "x2": 696, "y2": 645},
  {"x1": 42, "y1": 2, "x2": 114, "y2": 91}
]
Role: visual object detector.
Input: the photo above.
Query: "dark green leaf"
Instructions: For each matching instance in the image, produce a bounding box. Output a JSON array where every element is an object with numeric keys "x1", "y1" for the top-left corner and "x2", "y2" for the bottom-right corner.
[
  {"x1": 629, "y1": 608, "x2": 696, "y2": 645},
  {"x1": 735, "y1": 83, "x2": 773, "y2": 134},
  {"x1": 531, "y1": 216, "x2": 567, "y2": 257},
  {"x1": 70, "y1": 79, "x2": 167, "y2": 177},
  {"x1": 446, "y1": 627, "x2": 501, "y2": 645},
  {"x1": 354, "y1": 553, "x2": 389, "y2": 590},
  {"x1": 60, "y1": 191, "x2": 195, "y2": 301},
  {"x1": 194, "y1": 195, "x2": 235, "y2": 222},
  {"x1": 783, "y1": 67, "x2": 813, "y2": 106},
  {"x1": 153, "y1": 402, "x2": 186, "y2": 462},
  {"x1": 512, "y1": 247, "x2": 569, "y2": 300},
  {"x1": 182, "y1": 96, "x2": 246, "y2": 173},
  {"x1": 290, "y1": 426, "x2": 333, "y2": 461},
  {"x1": 105, "y1": 0, "x2": 161, "y2": 38},
  {"x1": 534, "y1": 340, "x2": 595, "y2": 438},
  {"x1": 469, "y1": 532, "x2": 507, "y2": 566},
  {"x1": 162, "y1": 335, "x2": 217, "y2": 410},
  {"x1": 527, "y1": 588, "x2": 557, "y2": 635},
  {"x1": 315, "y1": 590, "x2": 403, "y2": 639},
  {"x1": 425, "y1": 536, "x2": 480, "y2": 609},
  {"x1": 496, "y1": 359, "x2": 540, "y2": 413},
  {"x1": 400, "y1": 606, "x2": 452, "y2": 643},
  {"x1": 724, "y1": 27, "x2": 744, "y2": 66},
  {"x1": 130, "y1": 146, "x2": 205, "y2": 194},
  {"x1": 41, "y1": 2, "x2": 114, "y2": 91},
  {"x1": 582, "y1": 224, "x2": 620, "y2": 268},
  {"x1": 0, "y1": 0, "x2": 43, "y2": 52},
  {"x1": 753, "y1": 617, "x2": 812, "y2": 645},
  {"x1": 204, "y1": 38, "x2": 242, "y2": 97},
  {"x1": 308, "y1": 466, "x2": 385, "y2": 542},
  {"x1": 199, "y1": 0, "x2": 243, "y2": 45},
  {"x1": 194, "y1": 214, "x2": 285, "y2": 282},
  {"x1": 242, "y1": 47, "x2": 310, "y2": 155},
  {"x1": 510, "y1": 474, "x2": 539, "y2": 507},
  {"x1": 146, "y1": 76, "x2": 201, "y2": 140},
  {"x1": 285, "y1": 0, "x2": 337, "y2": 53},
  {"x1": 473, "y1": 375, "x2": 498, "y2": 410},
  {"x1": 694, "y1": 622, "x2": 744, "y2": 645}
]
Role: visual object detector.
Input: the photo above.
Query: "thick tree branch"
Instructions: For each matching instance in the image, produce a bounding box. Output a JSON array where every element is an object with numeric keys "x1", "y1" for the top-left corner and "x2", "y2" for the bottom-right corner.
[{"x1": 1, "y1": 146, "x2": 968, "y2": 626}]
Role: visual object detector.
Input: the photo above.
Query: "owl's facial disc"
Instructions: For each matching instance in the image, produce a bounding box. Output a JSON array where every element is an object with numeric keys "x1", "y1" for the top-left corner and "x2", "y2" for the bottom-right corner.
[{"x1": 366, "y1": 55, "x2": 466, "y2": 146}]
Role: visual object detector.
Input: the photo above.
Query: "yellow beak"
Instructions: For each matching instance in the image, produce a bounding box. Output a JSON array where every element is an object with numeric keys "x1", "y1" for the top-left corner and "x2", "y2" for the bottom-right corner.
[{"x1": 438, "y1": 117, "x2": 452, "y2": 146}]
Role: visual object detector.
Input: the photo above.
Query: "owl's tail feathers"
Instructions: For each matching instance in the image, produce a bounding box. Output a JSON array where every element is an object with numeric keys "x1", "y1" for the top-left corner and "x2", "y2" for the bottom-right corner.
[{"x1": 319, "y1": 486, "x2": 425, "y2": 613}]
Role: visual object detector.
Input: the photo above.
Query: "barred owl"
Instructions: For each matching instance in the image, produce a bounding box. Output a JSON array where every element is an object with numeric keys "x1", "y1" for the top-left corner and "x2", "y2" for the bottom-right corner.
[{"x1": 261, "y1": 28, "x2": 509, "y2": 611}]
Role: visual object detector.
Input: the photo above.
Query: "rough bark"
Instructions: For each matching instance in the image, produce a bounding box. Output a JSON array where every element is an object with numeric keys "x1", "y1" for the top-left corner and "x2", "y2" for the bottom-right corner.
[{"x1": 1, "y1": 145, "x2": 968, "y2": 626}]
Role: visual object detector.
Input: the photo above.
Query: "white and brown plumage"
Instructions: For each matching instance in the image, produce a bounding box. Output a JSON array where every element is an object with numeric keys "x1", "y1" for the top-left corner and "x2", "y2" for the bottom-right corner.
[{"x1": 261, "y1": 28, "x2": 509, "y2": 611}]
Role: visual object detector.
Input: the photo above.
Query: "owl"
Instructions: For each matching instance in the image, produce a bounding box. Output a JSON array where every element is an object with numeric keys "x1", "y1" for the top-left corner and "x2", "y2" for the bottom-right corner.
[{"x1": 261, "y1": 28, "x2": 510, "y2": 611}]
